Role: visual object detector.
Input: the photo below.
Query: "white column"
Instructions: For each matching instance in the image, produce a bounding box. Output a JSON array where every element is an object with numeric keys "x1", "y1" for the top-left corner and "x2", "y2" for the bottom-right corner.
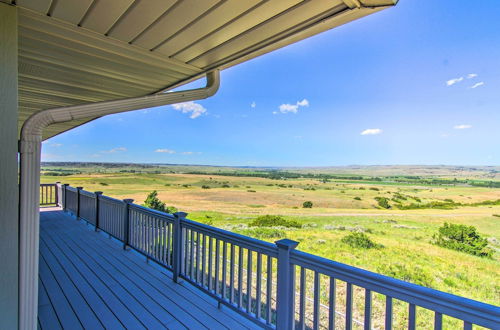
[
  {"x1": 19, "y1": 136, "x2": 42, "y2": 330},
  {"x1": 0, "y1": 3, "x2": 20, "y2": 329}
]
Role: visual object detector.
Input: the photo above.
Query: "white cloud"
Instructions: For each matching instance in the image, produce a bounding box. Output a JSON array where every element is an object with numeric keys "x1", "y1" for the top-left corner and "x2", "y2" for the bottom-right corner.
[
  {"x1": 155, "y1": 149, "x2": 176, "y2": 154},
  {"x1": 361, "y1": 128, "x2": 383, "y2": 135},
  {"x1": 251, "y1": 101, "x2": 256, "y2": 108},
  {"x1": 103, "y1": 147, "x2": 127, "y2": 153},
  {"x1": 467, "y1": 73, "x2": 478, "y2": 79},
  {"x1": 297, "y1": 99, "x2": 309, "y2": 107},
  {"x1": 470, "y1": 82, "x2": 484, "y2": 89},
  {"x1": 171, "y1": 101, "x2": 207, "y2": 119},
  {"x1": 279, "y1": 103, "x2": 299, "y2": 113},
  {"x1": 446, "y1": 77, "x2": 464, "y2": 86},
  {"x1": 454, "y1": 124, "x2": 472, "y2": 130},
  {"x1": 277, "y1": 99, "x2": 309, "y2": 114}
]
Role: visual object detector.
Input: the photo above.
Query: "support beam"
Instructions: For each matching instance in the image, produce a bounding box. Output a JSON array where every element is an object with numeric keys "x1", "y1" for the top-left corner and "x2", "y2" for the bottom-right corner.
[
  {"x1": 0, "y1": 4, "x2": 19, "y2": 329},
  {"x1": 18, "y1": 70, "x2": 220, "y2": 329}
]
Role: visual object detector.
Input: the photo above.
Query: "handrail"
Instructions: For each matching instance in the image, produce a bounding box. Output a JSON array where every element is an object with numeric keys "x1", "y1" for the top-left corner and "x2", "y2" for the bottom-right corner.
[
  {"x1": 183, "y1": 219, "x2": 278, "y2": 257},
  {"x1": 291, "y1": 249, "x2": 499, "y2": 328},
  {"x1": 52, "y1": 183, "x2": 500, "y2": 330}
]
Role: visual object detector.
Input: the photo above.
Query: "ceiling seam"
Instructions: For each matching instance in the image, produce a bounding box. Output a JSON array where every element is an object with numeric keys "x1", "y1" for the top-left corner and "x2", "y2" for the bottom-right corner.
[
  {"x1": 128, "y1": 0, "x2": 183, "y2": 45},
  {"x1": 104, "y1": 0, "x2": 139, "y2": 36},
  {"x1": 168, "y1": 0, "x2": 269, "y2": 59},
  {"x1": 185, "y1": 0, "x2": 309, "y2": 65},
  {"x1": 150, "y1": 0, "x2": 227, "y2": 52},
  {"x1": 77, "y1": 0, "x2": 97, "y2": 26}
]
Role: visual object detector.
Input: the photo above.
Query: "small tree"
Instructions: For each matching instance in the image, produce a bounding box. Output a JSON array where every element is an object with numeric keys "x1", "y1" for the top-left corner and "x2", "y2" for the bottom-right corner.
[
  {"x1": 143, "y1": 190, "x2": 166, "y2": 212},
  {"x1": 374, "y1": 196, "x2": 390, "y2": 209},
  {"x1": 433, "y1": 223, "x2": 493, "y2": 258},
  {"x1": 303, "y1": 201, "x2": 313, "y2": 208}
]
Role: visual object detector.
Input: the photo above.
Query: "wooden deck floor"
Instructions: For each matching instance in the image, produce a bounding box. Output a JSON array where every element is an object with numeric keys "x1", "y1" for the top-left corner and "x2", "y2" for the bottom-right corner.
[{"x1": 38, "y1": 208, "x2": 261, "y2": 330}]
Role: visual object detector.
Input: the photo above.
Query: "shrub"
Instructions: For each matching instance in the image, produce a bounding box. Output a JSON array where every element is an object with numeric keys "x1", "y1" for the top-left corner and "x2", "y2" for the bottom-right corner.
[
  {"x1": 369, "y1": 187, "x2": 380, "y2": 191},
  {"x1": 303, "y1": 201, "x2": 313, "y2": 208},
  {"x1": 341, "y1": 232, "x2": 382, "y2": 249},
  {"x1": 247, "y1": 190, "x2": 256, "y2": 193},
  {"x1": 353, "y1": 197, "x2": 362, "y2": 201},
  {"x1": 165, "y1": 206, "x2": 178, "y2": 214},
  {"x1": 201, "y1": 185, "x2": 211, "y2": 189},
  {"x1": 374, "y1": 196, "x2": 391, "y2": 209},
  {"x1": 222, "y1": 184, "x2": 231, "y2": 188},
  {"x1": 143, "y1": 190, "x2": 177, "y2": 214},
  {"x1": 433, "y1": 223, "x2": 493, "y2": 258},
  {"x1": 493, "y1": 214, "x2": 500, "y2": 218},
  {"x1": 250, "y1": 215, "x2": 301, "y2": 228},
  {"x1": 99, "y1": 182, "x2": 109, "y2": 186},
  {"x1": 377, "y1": 264, "x2": 434, "y2": 287},
  {"x1": 143, "y1": 190, "x2": 166, "y2": 212},
  {"x1": 238, "y1": 228, "x2": 286, "y2": 239}
]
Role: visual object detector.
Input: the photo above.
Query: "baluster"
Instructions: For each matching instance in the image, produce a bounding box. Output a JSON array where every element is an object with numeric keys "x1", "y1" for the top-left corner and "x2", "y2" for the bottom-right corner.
[
  {"x1": 155, "y1": 218, "x2": 160, "y2": 260},
  {"x1": 190, "y1": 229, "x2": 195, "y2": 279},
  {"x1": 166, "y1": 223, "x2": 172, "y2": 265},
  {"x1": 364, "y1": 289, "x2": 371, "y2": 330},
  {"x1": 184, "y1": 228, "x2": 189, "y2": 274},
  {"x1": 266, "y1": 256, "x2": 272, "y2": 325},
  {"x1": 313, "y1": 272, "x2": 320, "y2": 330},
  {"x1": 329, "y1": 277, "x2": 336, "y2": 330},
  {"x1": 208, "y1": 236, "x2": 213, "y2": 291},
  {"x1": 408, "y1": 303, "x2": 416, "y2": 330},
  {"x1": 256, "y1": 253, "x2": 262, "y2": 319},
  {"x1": 202, "y1": 234, "x2": 207, "y2": 287},
  {"x1": 230, "y1": 244, "x2": 235, "y2": 303},
  {"x1": 385, "y1": 296, "x2": 393, "y2": 330},
  {"x1": 346, "y1": 283, "x2": 353, "y2": 330},
  {"x1": 196, "y1": 231, "x2": 201, "y2": 283},
  {"x1": 222, "y1": 242, "x2": 227, "y2": 299},
  {"x1": 238, "y1": 246, "x2": 243, "y2": 308},
  {"x1": 247, "y1": 250, "x2": 253, "y2": 313},
  {"x1": 161, "y1": 220, "x2": 165, "y2": 264},
  {"x1": 299, "y1": 267, "x2": 306, "y2": 330},
  {"x1": 434, "y1": 312, "x2": 442, "y2": 330},
  {"x1": 215, "y1": 239, "x2": 220, "y2": 295}
]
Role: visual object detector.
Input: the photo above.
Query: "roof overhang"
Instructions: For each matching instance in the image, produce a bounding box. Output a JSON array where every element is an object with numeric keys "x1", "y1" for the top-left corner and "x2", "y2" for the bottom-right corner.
[{"x1": 3, "y1": 0, "x2": 397, "y2": 139}]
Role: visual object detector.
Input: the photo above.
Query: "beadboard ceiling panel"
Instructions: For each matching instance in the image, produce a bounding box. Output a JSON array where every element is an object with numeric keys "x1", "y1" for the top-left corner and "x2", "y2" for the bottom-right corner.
[{"x1": 1, "y1": 0, "x2": 397, "y2": 139}]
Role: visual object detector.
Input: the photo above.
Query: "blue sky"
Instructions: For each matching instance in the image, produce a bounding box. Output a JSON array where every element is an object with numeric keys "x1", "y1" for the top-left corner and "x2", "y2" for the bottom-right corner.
[{"x1": 42, "y1": 0, "x2": 500, "y2": 166}]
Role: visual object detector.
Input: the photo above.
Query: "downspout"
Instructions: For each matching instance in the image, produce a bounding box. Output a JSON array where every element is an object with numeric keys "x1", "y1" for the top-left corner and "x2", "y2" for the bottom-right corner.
[{"x1": 18, "y1": 70, "x2": 219, "y2": 330}]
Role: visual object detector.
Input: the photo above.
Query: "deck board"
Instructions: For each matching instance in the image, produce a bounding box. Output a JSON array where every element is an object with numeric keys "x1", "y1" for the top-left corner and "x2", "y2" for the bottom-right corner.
[{"x1": 39, "y1": 208, "x2": 260, "y2": 330}]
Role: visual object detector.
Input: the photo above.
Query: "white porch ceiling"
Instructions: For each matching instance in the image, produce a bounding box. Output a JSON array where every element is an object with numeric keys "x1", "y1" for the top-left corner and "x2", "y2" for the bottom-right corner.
[{"x1": 3, "y1": 0, "x2": 397, "y2": 139}]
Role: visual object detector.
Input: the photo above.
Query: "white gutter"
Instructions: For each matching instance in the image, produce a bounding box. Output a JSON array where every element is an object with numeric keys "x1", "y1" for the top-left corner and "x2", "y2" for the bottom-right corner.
[{"x1": 18, "y1": 70, "x2": 219, "y2": 330}]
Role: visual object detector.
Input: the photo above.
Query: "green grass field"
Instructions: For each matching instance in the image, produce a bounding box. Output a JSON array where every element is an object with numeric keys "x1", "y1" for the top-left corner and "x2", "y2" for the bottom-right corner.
[{"x1": 41, "y1": 163, "x2": 500, "y2": 316}]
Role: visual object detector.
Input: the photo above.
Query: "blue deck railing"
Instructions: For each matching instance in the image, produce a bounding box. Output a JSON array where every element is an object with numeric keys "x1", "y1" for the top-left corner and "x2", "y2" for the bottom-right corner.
[{"x1": 41, "y1": 183, "x2": 500, "y2": 329}]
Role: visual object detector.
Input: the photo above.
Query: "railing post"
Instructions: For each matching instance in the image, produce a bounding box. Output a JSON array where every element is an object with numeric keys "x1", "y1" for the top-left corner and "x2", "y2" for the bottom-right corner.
[
  {"x1": 94, "y1": 191, "x2": 103, "y2": 231},
  {"x1": 76, "y1": 187, "x2": 83, "y2": 220},
  {"x1": 122, "y1": 199, "x2": 134, "y2": 250},
  {"x1": 55, "y1": 182, "x2": 60, "y2": 205},
  {"x1": 62, "y1": 184, "x2": 69, "y2": 211},
  {"x1": 275, "y1": 238, "x2": 299, "y2": 330},
  {"x1": 172, "y1": 211, "x2": 188, "y2": 283}
]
